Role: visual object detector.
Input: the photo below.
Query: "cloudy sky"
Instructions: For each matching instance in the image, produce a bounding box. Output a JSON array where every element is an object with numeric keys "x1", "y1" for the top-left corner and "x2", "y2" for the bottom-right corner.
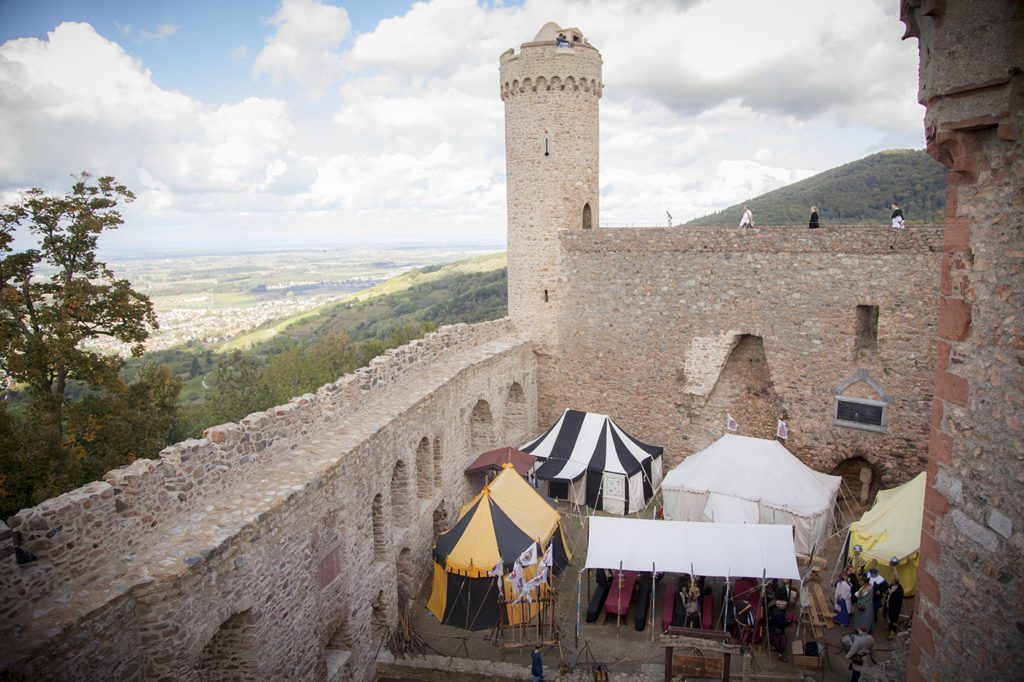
[{"x1": 0, "y1": 0, "x2": 924, "y2": 254}]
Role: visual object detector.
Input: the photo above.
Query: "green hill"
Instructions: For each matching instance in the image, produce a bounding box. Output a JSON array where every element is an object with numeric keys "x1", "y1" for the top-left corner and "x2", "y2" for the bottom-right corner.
[
  {"x1": 684, "y1": 149, "x2": 946, "y2": 226},
  {"x1": 221, "y1": 252, "x2": 506, "y2": 351}
]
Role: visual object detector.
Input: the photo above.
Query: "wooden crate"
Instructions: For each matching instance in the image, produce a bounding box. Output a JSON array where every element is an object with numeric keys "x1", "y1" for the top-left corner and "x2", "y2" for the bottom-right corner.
[{"x1": 672, "y1": 654, "x2": 725, "y2": 678}]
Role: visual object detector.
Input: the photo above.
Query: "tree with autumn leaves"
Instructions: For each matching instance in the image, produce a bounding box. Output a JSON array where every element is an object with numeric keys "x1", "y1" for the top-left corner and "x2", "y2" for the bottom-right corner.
[{"x1": 0, "y1": 173, "x2": 178, "y2": 516}]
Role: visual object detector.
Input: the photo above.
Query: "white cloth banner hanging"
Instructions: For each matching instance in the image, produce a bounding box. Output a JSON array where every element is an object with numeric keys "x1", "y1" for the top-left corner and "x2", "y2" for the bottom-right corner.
[
  {"x1": 727, "y1": 414, "x2": 738, "y2": 432},
  {"x1": 776, "y1": 419, "x2": 788, "y2": 440},
  {"x1": 583, "y1": 517, "x2": 801, "y2": 580}
]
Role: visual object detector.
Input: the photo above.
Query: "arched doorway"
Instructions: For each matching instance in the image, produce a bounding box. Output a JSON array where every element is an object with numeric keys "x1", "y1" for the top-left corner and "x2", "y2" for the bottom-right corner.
[{"x1": 582, "y1": 202, "x2": 593, "y2": 230}]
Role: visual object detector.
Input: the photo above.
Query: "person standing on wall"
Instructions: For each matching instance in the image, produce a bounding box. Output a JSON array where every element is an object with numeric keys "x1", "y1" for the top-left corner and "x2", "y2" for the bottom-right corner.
[
  {"x1": 531, "y1": 643, "x2": 544, "y2": 681},
  {"x1": 740, "y1": 205, "x2": 754, "y2": 228},
  {"x1": 890, "y1": 202, "x2": 905, "y2": 228},
  {"x1": 808, "y1": 205, "x2": 820, "y2": 228}
]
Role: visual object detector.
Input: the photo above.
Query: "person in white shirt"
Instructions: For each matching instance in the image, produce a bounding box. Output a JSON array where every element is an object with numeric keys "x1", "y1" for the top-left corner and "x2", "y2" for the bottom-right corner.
[{"x1": 740, "y1": 206, "x2": 754, "y2": 228}]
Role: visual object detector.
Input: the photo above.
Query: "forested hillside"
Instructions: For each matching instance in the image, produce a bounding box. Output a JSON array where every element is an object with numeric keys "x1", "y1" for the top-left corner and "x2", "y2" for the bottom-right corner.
[{"x1": 684, "y1": 149, "x2": 946, "y2": 226}]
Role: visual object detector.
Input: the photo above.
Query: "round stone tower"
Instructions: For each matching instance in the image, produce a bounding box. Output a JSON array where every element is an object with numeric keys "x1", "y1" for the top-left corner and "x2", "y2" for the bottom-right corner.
[{"x1": 500, "y1": 22, "x2": 602, "y2": 339}]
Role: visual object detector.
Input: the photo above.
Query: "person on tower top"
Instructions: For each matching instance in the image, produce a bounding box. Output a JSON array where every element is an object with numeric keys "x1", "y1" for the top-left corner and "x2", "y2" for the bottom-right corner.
[
  {"x1": 890, "y1": 202, "x2": 905, "y2": 228},
  {"x1": 556, "y1": 33, "x2": 570, "y2": 48}
]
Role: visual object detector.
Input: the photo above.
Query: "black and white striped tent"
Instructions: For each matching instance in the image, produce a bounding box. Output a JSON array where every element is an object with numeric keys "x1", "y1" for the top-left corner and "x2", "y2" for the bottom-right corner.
[{"x1": 519, "y1": 409, "x2": 663, "y2": 515}]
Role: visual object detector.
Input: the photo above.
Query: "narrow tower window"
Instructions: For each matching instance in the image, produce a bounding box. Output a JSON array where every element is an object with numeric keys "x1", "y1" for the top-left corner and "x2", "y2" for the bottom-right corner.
[
  {"x1": 543, "y1": 137, "x2": 550, "y2": 157},
  {"x1": 582, "y1": 202, "x2": 593, "y2": 230},
  {"x1": 543, "y1": 289, "x2": 549, "y2": 303},
  {"x1": 855, "y1": 305, "x2": 879, "y2": 350}
]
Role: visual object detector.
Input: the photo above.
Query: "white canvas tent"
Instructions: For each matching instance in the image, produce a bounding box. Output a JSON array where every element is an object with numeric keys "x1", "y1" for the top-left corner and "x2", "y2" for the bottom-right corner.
[
  {"x1": 519, "y1": 409, "x2": 663, "y2": 515},
  {"x1": 661, "y1": 434, "x2": 841, "y2": 557},
  {"x1": 584, "y1": 517, "x2": 800, "y2": 580}
]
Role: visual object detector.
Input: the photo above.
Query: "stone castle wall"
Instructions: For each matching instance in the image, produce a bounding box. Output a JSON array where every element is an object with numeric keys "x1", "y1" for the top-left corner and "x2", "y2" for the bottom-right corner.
[
  {"x1": 901, "y1": 2, "x2": 1024, "y2": 680},
  {"x1": 541, "y1": 225, "x2": 943, "y2": 484},
  {"x1": 1, "y1": 319, "x2": 538, "y2": 680}
]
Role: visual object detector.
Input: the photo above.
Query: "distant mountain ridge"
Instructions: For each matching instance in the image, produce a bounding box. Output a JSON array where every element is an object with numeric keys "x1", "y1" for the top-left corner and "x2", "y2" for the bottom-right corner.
[{"x1": 683, "y1": 149, "x2": 946, "y2": 226}]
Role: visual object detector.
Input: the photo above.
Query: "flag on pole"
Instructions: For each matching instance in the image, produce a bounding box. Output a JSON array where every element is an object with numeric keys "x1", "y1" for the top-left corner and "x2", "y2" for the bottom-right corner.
[
  {"x1": 726, "y1": 414, "x2": 738, "y2": 432},
  {"x1": 776, "y1": 418, "x2": 788, "y2": 440},
  {"x1": 517, "y1": 542, "x2": 538, "y2": 567}
]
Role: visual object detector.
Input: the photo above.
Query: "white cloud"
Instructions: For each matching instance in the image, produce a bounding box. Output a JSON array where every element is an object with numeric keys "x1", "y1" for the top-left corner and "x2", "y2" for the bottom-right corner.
[
  {"x1": 252, "y1": 0, "x2": 351, "y2": 87},
  {"x1": 138, "y1": 23, "x2": 179, "y2": 42},
  {"x1": 0, "y1": 1, "x2": 926, "y2": 249}
]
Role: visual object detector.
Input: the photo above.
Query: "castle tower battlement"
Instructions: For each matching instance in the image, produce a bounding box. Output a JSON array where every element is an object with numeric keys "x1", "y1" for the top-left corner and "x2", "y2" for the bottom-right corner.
[{"x1": 500, "y1": 22, "x2": 602, "y2": 341}]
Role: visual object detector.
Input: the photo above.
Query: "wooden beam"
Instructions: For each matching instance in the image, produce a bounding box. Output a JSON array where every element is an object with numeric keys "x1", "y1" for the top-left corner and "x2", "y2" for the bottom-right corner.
[{"x1": 660, "y1": 633, "x2": 742, "y2": 656}]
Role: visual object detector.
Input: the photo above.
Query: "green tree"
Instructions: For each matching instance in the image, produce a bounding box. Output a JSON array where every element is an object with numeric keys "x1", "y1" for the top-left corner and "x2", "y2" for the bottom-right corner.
[{"x1": 0, "y1": 173, "x2": 157, "y2": 440}]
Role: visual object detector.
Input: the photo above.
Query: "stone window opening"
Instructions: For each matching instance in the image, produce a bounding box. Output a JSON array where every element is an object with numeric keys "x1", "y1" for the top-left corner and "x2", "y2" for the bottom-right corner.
[
  {"x1": 855, "y1": 304, "x2": 880, "y2": 351},
  {"x1": 582, "y1": 202, "x2": 593, "y2": 230},
  {"x1": 415, "y1": 437, "x2": 432, "y2": 499},
  {"x1": 372, "y1": 494, "x2": 386, "y2": 561},
  {"x1": 543, "y1": 136, "x2": 550, "y2": 157},
  {"x1": 543, "y1": 289, "x2": 549, "y2": 303}
]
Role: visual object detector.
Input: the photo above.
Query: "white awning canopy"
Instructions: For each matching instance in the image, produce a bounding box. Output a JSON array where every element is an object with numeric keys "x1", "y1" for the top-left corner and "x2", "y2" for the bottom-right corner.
[{"x1": 583, "y1": 517, "x2": 801, "y2": 580}]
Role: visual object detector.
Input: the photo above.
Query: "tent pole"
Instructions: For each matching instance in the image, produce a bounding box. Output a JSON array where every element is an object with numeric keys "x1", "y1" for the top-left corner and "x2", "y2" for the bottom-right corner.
[
  {"x1": 650, "y1": 561, "x2": 657, "y2": 641},
  {"x1": 576, "y1": 570, "x2": 582, "y2": 648},
  {"x1": 616, "y1": 560, "x2": 622, "y2": 638}
]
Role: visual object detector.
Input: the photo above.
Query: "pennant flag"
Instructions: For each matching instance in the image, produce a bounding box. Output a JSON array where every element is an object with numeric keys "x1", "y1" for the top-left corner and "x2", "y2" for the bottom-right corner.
[
  {"x1": 541, "y1": 544, "x2": 553, "y2": 568},
  {"x1": 517, "y1": 541, "x2": 538, "y2": 567},
  {"x1": 726, "y1": 414, "x2": 738, "y2": 432},
  {"x1": 776, "y1": 418, "x2": 788, "y2": 440},
  {"x1": 487, "y1": 559, "x2": 503, "y2": 577}
]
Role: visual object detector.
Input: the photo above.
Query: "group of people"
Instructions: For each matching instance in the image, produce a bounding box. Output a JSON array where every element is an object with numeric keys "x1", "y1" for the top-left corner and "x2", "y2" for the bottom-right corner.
[
  {"x1": 833, "y1": 565, "x2": 906, "y2": 681},
  {"x1": 737, "y1": 202, "x2": 907, "y2": 229}
]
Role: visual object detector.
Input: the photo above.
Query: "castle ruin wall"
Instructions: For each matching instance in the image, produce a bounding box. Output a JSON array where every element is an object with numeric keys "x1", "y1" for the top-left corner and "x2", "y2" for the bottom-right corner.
[
  {"x1": 542, "y1": 225, "x2": 943, "y2": 484},
  {"x1": 1, "y1": 319, "x2": 537, "y2": 680}
]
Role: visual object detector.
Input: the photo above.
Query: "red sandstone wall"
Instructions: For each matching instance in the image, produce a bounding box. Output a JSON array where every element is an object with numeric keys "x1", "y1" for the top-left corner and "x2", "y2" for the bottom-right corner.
[{"x1": 901, "y1": 1, "x2": 1024, "y2": 679}]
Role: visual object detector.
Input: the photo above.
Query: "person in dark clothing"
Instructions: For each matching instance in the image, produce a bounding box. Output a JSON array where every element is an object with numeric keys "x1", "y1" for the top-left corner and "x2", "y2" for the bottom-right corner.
[
  {"x1": 868, "y1": 569, "x2": 888, "y2": 622},
  {"x1": 886, "y1": 575, "x2": 904, "y2": 639},
  {"x1": 808, "y1": 206, "x2": 820, "y2": 228},
  {"x1": 531, "y1": 644, "x2": 543, "y2": 681},
  {"x1": 767, "y1": 600, "x2": 791, "y2": 661}
]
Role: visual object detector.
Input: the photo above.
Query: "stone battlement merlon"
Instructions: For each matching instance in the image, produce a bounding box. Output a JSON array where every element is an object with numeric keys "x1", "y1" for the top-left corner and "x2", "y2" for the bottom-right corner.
[
  {"x1": 0, "y1": 318, "x2": 516, "y2": 622},
  {"x1": 560, "y1": 225, "x2": 944, "y2": 254}
]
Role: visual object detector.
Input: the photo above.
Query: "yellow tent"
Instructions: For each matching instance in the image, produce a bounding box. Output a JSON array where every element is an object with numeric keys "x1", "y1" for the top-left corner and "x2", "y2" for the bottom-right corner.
[
  {"x1": 849, "y1": 471, "x2": 925, "y2": 595},
  {"x1": 427, "y1": 465, "x2": 571, "y2": 630}
]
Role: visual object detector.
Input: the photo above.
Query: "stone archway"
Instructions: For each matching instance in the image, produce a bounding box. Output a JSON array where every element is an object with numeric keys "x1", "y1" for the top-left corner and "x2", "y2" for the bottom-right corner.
[
  {"x1": 469, "y1": 400, "x2": 495, "y2": 456},
  {"x1": 390, "y1": 460, "x2": 410, "y2": 525},
  {"x1": 504, "y1": 382, "x2": 528, "y2": 446},
  {"x1": 831, "y1": 456, "x2": 882, "y2": 510},
  {"x1": 432, "y1": 436, "x2": 443, "y2": 488},
  {"x1": 396, "y1": 547, "x2": 416, "y2": 608},
  {"x1": 372, "y1": 494, "x2": 386, "y2": 561},
  {"x1": 432, "y1": 501, "x2": 448, "y2": 539},
  {"x1": 582, "y1": 202, "x2": 593, "y2": 230},
  {"x1": 197, "y1": 609, "x2": 259, "y2": 681},
  {"x1": 415, "y1": 437, "x2": 432, "y2": 499}
]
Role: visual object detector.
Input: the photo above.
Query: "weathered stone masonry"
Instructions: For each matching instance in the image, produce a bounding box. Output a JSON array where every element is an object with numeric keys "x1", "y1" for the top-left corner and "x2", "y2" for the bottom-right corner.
[
  {"x1": 900, "y1": 2, "x2": 1024, "y2": 680},
  {"x1": 1, "y1": 320, "x2": 537, "y2": 680},
  {"x1": 546, "y1": 226, "x2": 943, "y2": 482}
]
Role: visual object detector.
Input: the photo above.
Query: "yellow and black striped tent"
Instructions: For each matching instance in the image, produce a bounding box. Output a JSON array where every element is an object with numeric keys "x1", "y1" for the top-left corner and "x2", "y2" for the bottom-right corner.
[{"x1": 427, "y1": 464, "x2": 571, "y2": 630}]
